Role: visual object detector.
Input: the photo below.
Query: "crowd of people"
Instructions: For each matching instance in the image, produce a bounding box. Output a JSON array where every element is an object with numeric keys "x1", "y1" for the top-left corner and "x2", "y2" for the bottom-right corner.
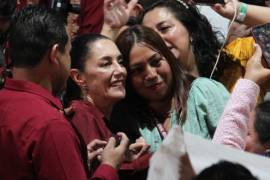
[{"x1": 0, "y1": 0, "x2": 270, "y2": 179}]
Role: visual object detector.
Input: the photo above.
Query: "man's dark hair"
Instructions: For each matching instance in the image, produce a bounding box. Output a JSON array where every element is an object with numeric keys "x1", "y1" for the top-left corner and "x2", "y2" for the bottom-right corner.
[
  {"x1": 0, "y1": 0, "x2": 16, "y2": 17},
  {"x1": 9, "y1": 6, "x2": 68, "y2": 68},
  {"x1": 193, "y1": 161, "x2": 258, "y2": 180}
]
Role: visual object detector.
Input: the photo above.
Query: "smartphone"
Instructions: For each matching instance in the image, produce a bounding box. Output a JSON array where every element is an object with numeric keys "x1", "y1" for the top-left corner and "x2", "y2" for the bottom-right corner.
[
  {"x1": 193, "y1": 0, "x2": 225, "y2": 5},
  {"x1": 251, "y1": 23, "x2": 270, "y2": 68}
]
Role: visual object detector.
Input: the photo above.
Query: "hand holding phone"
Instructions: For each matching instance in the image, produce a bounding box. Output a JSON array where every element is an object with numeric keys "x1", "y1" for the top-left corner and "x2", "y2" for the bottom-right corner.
[{"x1": 251, "y1": 23, "x2": 270, "y2": 68}]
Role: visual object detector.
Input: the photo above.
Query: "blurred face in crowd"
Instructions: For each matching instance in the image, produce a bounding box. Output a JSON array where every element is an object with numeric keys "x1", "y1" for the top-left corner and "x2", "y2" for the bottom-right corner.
[
  {"x1": 245, "y1": 111, "x2": 266, "y2": 154},
  {"x1": 82, "y1": 39, "x2": 127, "y2": 104},
  {"x1": 129, "y1": 43, "x2": 173, "y2": 102},
  {"x1": 143, "y1": 7, "x2": 194, "y2": 72}
]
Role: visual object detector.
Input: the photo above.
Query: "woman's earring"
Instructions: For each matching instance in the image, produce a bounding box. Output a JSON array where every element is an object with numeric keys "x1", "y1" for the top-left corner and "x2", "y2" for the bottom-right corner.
[{"x1": 189, "y1": 37, "x2": 193, "y2": 44}]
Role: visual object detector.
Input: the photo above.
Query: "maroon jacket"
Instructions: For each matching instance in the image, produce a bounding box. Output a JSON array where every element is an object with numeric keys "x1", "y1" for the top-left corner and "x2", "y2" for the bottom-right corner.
[
  {"x1": 71, "y1": 100, "x2": 151, "y2": 179},
  {"x1": 0, "y1": 78, "x2": 118, "y2": 180}
]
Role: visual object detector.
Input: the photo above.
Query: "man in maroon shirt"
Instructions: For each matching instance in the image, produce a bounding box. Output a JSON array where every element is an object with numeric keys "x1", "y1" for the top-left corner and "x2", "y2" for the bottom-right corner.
[{"x1": 0, "y1": 6, "x2": 128, "y2": 180}]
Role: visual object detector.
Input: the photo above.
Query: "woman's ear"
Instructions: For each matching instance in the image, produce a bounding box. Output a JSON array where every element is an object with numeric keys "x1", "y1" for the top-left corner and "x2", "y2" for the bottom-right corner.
[{"x1": 70, "y1": 69, "x2": 86, "y2": 88}]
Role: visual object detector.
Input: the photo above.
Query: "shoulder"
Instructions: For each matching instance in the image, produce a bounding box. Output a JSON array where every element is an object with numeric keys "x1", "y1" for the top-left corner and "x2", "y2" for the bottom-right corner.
[
  {"x1": 71, "y1": 100, "x2": 97, "y2": 121},
  {"x1": 191, "y1": 77, "x2": 226, "y2": 88},
  {"x1": 190, "y1": 77, "x2": 229, "y2": 94},
  {"x1": 187, "y1": 77, "x2": 230, "y2": 106}
]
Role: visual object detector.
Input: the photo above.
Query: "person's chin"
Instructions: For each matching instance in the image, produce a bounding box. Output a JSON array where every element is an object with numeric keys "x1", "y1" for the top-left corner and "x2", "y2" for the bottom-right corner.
[{"x1": 109, "y1": 91, "x2": 126, "y2": 101}]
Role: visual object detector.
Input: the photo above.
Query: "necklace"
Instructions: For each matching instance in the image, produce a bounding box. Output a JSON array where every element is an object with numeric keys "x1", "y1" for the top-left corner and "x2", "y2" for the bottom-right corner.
[{"x1": 151, "y1": 109, "x2": 173, "y2": 140}]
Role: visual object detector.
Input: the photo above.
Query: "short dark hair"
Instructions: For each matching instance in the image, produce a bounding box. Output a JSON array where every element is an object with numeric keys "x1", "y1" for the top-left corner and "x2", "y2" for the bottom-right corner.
[
  {"x1": 194, "y1": 161, "x2": 258, "y2": 180},
  {"x1": 0, "y1": 0, "x2": 16, "y2": 17},
  {"x1": 9, "y1": 6, "x2": 68, "y2": 68},
  {"x1": 63, "y1": 33, "x2": 109, "y2": 106},
  {"x1": 254, "y1": 100, "x2": 270, "y2": 144}
]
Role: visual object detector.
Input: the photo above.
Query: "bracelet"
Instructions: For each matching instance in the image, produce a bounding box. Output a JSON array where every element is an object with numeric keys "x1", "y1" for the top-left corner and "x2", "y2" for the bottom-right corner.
[{"x1": 236, "y1": 3, "x2": 248, "y2": 22}]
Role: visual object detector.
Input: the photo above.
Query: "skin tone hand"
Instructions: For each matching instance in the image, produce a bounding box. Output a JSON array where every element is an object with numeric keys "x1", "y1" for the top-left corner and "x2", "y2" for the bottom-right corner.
[
  {"x1": 101, "y1": 132, "x2": 129, "y2": 169},
  {"x1": 244, "y1": 44, "x2": 270, "y2": 86},
  {"x1": 212, "y1": 0, "x2": 240, "y2": 20},
  {"x1": 126, "y1": 137, "x2": 150, "y2": 161},
  {"x1": 102, "y1": 0, "x2": 138, "y2": 39},
  {"x1": 103, "y1": 0, "x2": 138, "y2": 29},
  {"x1": 87, "y1": 139, "x2": 107, "y2": 162},
  {"x1": 212, "y1": 0, "x2": 270, "y2": 26}
]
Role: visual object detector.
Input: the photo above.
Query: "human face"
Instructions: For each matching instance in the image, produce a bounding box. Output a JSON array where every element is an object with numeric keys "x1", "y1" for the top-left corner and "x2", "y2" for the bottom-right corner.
[
  {"x1": 129, "y1": 43, "x2": 173, "y2": 102},
  {"x1": 143, "y1": 7, "x2": 193, "y2": 70},
  {"x1": 83, "y1": 39, "x2": 126, "y2": 105},
  {"x1": 245, "y1": 111, "x2": 266, "y2": 154}
]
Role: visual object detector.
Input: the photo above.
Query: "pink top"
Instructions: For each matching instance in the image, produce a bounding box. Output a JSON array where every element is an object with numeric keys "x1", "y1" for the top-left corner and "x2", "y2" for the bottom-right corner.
[{"x1": 213, "y1": 79, "x2": 260, "y2": 149}]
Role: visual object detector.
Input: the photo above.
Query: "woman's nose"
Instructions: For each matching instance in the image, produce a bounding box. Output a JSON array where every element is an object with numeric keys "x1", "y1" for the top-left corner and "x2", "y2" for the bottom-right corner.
[
  {"x1": 113, "y1": 62, "x2": 127, "y2": 77},
  {"x1": 145, "y1": 66, "x2": 158, "y2": 81}
]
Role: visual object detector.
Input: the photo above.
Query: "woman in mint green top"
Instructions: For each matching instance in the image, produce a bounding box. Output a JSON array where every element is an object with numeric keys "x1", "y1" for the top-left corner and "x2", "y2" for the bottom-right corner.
[
  {"x1": 139, "y1": 78, "x2": 229, "y2": 152},
  {"x1": 111, "y1": 25, "x2": 229, "y2": 152}
]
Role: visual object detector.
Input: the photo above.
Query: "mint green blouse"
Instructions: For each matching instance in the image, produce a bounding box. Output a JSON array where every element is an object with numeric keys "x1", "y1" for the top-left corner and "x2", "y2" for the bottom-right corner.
[{"x1": 139, "y1": 78, "x2": 230, "y2": 152}]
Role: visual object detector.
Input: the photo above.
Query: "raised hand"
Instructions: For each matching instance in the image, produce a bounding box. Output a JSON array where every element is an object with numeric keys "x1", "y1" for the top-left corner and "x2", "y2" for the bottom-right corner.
[
  {"x1": 212, "y1": 0, "x2": 240, "y2": 20},
  {"x1": 103, "y1": 0, "x2": 138, "y2": 29},
  {"x1": 244, "y1": 44, "x2": 270, "y2": 86}
]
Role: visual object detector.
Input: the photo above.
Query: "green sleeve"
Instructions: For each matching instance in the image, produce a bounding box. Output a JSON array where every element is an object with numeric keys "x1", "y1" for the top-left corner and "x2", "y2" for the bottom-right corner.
[{"x1": 183, "y1": 78, "x2": 230, "y2": 139}]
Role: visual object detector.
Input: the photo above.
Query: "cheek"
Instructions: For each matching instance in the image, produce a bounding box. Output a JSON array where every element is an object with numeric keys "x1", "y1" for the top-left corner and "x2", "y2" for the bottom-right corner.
[
  {"x1": 176, "y1": 32, "x2": 190, "y2": 50},
  {"x1": 245, "y1": 135, "x2": 253, "y2": 150},
  {"x1": 85, "y1": 73, "x2": 106, "y2": 92},
  {"x1": 131, "y1": 76, "x2": 143, "y2": 90},
  {"x1": 159, "y1": 64, "x2": 172, "y2": 82}
]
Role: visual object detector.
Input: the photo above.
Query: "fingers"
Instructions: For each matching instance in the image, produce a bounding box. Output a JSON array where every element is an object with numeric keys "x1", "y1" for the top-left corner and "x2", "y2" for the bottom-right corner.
[
  {"x1": 88, "y1": 148, "x2": 103, "y2": 161},
  {"x1": 126, "y1": 0, "x2": 139, "y2": 13},
  {"x1": 117, "y1": 132, "x2": 129, "y2": 148},
  {"x1": 87, "y1": 139, "x2": 107, "y2": 151},
  {"x1": 105, "y1": 137, "x2": 117, "y2": 150},
  {"x1": 129, "y1": 142, "x2": 150, "y2": 155},
  {"x1": 135, "y1": 136, "x2": 145, "y2": 143},
  {"x1": 104, "y1": 0, "x2": 117, "y2": 9},
  {"x1": 252, "y1": 44, "x2": 262, "y2": 60}
]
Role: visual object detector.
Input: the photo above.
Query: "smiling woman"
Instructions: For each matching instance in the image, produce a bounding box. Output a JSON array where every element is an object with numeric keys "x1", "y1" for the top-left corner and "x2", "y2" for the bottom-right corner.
[
  {"x1": 63, "y1": 33, "x2": 151, "y2": 179},
  {"x1": 111, "y1": 25, "x2": 229, "y2": 152},
  {"x1": 141, "y1": 0, "x2": 235, "y2": 81},
  {"x1": 64, "y1": 34, "x2": 127, "y2": 140},
  {"x1": 70, "y1": 37, "x2": 126, "y2": 118}
]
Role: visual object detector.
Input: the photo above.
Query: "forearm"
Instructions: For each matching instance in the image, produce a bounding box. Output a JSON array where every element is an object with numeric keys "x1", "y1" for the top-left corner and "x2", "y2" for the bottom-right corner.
[
  {"x1": 213, "y1": 79, "x2": 260, "y2": 149},
  {"x1": 244, "y1": 5, "x2": 270, "y2": 27}
]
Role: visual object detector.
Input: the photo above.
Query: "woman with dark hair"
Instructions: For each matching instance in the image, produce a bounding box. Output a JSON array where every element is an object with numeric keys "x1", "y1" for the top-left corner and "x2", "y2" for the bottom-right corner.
[
  {"x1": 141, "y1": 0, "x2": 233, "y2": 80},
  {"x1": 111, "y1": 25, "x2": 229, "y2": 152},
  {"x1": 64, "y1": 33, "x2": 151, "y2": 179}
]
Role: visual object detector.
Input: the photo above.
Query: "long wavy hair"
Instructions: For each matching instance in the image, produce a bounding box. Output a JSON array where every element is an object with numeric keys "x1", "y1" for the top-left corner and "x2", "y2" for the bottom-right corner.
[
  {"x1": 111, "y1": 25, "x2": 192, "y2": 131},
  {"x1": 142, "y1": 0, "x2": 234, "y2": 80}
]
